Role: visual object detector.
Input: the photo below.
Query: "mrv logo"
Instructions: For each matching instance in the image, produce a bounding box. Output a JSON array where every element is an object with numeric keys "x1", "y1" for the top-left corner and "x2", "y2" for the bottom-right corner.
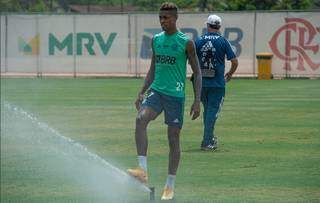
[
  {"x1": 18, "y1": 34, "x2": 40, "y2": 55},
  {"x1": 141, "y1": 28, "x2": 243, "y2": 59},
  {"x1": 49, "y1": 32, "x2": 117, "y2": 55}
]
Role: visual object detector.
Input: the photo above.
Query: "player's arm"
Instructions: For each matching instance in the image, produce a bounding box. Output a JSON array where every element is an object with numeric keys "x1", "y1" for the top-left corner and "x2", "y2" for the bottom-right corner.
[
  {"x1": 135, "y1": 37, "x2": 156, "y2": 110},
  {"x1": 225, "y1": 58, "x2": 238, "y2": 82},
  {"x1": 224, "y1": 39, "x2": 239, "y2": 82},
  {"x1": 186, "y1": 40, "x2": 202, "y2": 120}
]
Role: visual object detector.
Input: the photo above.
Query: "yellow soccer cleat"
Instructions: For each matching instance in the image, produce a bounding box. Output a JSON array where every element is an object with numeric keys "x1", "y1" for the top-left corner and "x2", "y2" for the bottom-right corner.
[
  {"x1": 127, "y1": 168, "x2": 148, "y2": 184},
  {"x1": 161, "y1": 186, "x2": 174, "y2": 200}
]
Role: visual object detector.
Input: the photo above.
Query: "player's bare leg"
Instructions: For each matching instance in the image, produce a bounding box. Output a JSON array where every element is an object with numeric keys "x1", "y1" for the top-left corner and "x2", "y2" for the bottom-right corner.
[
  {"x1": 161, "y1": 125, "x2": 180, "y2": 200},
  {"x1": 128, "y1": 107, "x2": 159, "y2": 184},
  {"x1": 135, "y1": 107, "x2": 159, "y2": 156},
  {"x1": 167, "y1": 126, "x2": 181, "y2": 175}
]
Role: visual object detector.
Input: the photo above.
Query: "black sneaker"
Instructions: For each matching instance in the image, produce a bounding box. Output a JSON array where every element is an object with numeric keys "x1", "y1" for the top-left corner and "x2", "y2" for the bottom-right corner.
[
  {"x1": 201, "y1": 137, "x2": 218, "y2": 151},
  {"x1": 201, "y1": 144, "x2": 217, "y2": 151}
]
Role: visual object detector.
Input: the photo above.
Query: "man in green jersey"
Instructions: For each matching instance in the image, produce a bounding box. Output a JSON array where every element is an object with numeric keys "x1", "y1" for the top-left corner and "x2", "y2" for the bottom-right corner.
[{"x1": 127, "y1": 2, "x2": 202, "y2": 201}]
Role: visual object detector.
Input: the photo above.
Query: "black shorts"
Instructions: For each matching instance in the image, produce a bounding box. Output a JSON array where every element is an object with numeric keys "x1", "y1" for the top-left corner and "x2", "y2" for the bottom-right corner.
[{"x1": 142, "y1": 89, "x2": 185, "y2": 129}]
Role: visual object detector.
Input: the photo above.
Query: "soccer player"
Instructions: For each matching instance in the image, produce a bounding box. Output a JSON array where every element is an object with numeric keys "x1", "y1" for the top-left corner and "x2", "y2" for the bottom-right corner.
[
  {"x1": 127, "y1": 2, "x2": 202, "y2": 200},
  {"x1": 194, "y1": 14, "x2": 238, "y2": 151}
]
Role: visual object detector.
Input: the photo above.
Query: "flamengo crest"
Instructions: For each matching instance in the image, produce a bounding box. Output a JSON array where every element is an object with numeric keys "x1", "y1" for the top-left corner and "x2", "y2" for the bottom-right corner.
[{"x1": 269, "y1": 18, "x2": 320, "y2": 71}]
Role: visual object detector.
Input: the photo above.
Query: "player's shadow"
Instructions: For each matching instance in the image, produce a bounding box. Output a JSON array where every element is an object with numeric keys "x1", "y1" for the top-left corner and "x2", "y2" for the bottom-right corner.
[
  {"x1": 182, "y1": 148, "x2": 229, "y2": 153},
  {"x1": 181, "y1": 148, "x2": 203, "y2": 153}
]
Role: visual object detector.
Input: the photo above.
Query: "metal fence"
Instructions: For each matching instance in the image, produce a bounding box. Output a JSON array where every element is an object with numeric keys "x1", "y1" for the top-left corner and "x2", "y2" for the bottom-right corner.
[{"x1": 1, "y1": 11, "x2": 319, "y2": 78}]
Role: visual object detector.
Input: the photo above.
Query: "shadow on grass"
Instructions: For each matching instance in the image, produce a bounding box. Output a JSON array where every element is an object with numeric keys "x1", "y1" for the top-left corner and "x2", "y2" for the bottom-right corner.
[{"x1": 182, "y1": 148, "x2": 230, "y2": 153}]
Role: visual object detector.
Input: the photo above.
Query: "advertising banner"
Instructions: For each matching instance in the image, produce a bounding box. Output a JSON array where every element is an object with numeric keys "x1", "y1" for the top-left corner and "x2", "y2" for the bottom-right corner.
[
  {"x1": 1, "y1": 15, "x2": 5, "y2": 73},
  {"x1": 6, "y1": 15, "x2": 38, "y2": 73},
  {"x1": 256, "y1": 12, "x2": 320, "y2": 77},
  {"x1": 1, "y1": 12, "x2": 319, "y2": 77},
  {"x1": 39, "y1": 15, "x2": 74, "y2": 74},
  {"x1": 74, "y1": 15, "x2": 128, "y2": 74},
  {"x1": 5, "y1": 14, "x2": 128, "y2": 75},
  {"x1": 136, "y1": 13, "x2": 254, "y2": 76}
]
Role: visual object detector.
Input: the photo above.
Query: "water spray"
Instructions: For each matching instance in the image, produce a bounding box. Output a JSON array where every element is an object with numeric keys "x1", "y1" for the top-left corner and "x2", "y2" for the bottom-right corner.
[{"x1": 2, "y1": 100, "x2": 152, "y2": 201}]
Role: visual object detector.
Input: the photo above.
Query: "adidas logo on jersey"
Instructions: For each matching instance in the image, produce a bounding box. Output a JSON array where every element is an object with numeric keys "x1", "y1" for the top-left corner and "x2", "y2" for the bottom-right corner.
[{"x1": 200, "y1": 41, "x2": 216, "y2": 52}]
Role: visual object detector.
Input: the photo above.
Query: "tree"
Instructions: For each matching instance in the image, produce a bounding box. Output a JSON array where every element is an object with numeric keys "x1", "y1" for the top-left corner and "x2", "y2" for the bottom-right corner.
[
  {"x1": 272, "y1": 0, "x2": 312, "y2": 9},
  {"x1": 196, "y1": 0, "x2": 227, "y2": 11},
  {"x1": 133, "y1": 0, "x2": 164, "y2": 11},
  {"x1": 313, "y1": 0, "x2": 320, "y2": 8},
  {"x1": 0, "y1": 0, "x2": 50, "y2": 12},
  {"x1": 0, "y1": 0, "x2": 315, "y2": 12},
  {"x1": 0, "y1": 0, "x2": 24, "y2": 12},
  {"x1": 225, "y1": 0, "x2": 257, "y2": 10}
]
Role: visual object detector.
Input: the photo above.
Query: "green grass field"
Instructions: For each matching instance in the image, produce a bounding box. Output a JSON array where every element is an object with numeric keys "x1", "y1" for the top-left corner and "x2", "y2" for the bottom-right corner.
[{"x1": 1, "y1": 78, "x2": 320, "y2": 203}]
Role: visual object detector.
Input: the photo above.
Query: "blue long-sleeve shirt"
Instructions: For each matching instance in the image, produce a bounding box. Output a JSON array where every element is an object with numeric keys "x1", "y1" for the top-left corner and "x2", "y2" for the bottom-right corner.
[{"x1": 195, "y1": 32, "x2": 236, "y2": 88}]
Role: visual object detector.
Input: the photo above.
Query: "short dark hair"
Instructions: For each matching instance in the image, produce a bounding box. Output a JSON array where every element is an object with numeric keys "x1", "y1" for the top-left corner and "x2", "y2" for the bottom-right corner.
[
  {"x1": 160, "y1": 2, "x2": 178, "y2": 15},
  {"x1": 208, "y1": 24, "x2": 221, "y2": 30}
]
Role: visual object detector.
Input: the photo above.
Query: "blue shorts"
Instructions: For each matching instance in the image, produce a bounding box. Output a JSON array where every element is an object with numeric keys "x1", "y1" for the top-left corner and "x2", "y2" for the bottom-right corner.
[{"x1": 142, "y1": 89, "x2": 185, "y2": 129}]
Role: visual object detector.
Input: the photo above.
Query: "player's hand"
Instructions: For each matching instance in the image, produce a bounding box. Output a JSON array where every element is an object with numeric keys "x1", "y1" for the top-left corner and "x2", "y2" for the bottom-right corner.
[
  {"x1": 190, "y1": 100, "x2": 200, "y2": 120},
  {"x1": 225, "y1": 72, "x2": 232, "y2": 82},
  {"x1": 135, "y1": 93, "x2": 144, "y2": 111}
]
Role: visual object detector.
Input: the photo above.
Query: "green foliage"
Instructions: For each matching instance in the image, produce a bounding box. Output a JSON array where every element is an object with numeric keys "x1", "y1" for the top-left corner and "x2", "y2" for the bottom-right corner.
[
  {"x1": 28, "y1": 0, "x2": 50, "y2": 12},
  {"x1": 225, "y1": 0, "x2": 283, "y2": 10},
  {"x1": 226, "y1": 0, "x2": 246, "y2": 10},
  {"x1": 134, "y1": 0, "x2": 164, "y2": 11},
  {"x1": 272, "y1": 0, "x2": 312, "y2": 10},
  {"x1": 175, "y1": 0, "x2": 198, "y2": 10},
  {"x1": 0, "y1": 0, "x2": 23, "y2": 12},
  {"x1": 0, "y1": 0, "x2": 50, "y2": 12},
  {"x1": 194, "y1": 0, "x2": 228, "y2": 11},
  {"x1": 68, "y1": 0, "x2": 116, "y2": 5},
  {"x1": 314, "y1": 0, "x2": 320, "y2": 7},
  {"x1": 0, "y1": 0, "x2": 316, "y2": 12}
]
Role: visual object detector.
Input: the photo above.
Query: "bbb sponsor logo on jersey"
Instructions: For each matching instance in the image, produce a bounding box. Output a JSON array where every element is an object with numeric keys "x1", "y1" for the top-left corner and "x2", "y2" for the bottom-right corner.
[{"x1": 156, "y1": 55, "x2": 177, "y2": 65}]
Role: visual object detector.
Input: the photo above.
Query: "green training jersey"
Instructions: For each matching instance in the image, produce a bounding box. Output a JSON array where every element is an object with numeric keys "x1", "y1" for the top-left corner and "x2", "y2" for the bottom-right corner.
[{"x1": 150, "y1": 31, "x2": 190, "y2": 98}]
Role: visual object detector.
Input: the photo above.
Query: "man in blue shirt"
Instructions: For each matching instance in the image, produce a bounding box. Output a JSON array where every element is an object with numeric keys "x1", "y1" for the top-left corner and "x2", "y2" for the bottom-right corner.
[{"x1": 194, "y1": 14, "x2": 238, "y2": 151}]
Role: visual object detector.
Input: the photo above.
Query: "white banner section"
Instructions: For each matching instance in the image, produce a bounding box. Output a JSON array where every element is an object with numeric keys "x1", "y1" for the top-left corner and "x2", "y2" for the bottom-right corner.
[{"x1": 1, "y1": 12, "x2": 319, "y2": 77}]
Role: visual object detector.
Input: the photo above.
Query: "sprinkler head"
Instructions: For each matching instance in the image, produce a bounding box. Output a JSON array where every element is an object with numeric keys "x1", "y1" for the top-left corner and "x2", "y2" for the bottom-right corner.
[{"x1": 149, "y1": 187, "x2": 155, "y2": 201}]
